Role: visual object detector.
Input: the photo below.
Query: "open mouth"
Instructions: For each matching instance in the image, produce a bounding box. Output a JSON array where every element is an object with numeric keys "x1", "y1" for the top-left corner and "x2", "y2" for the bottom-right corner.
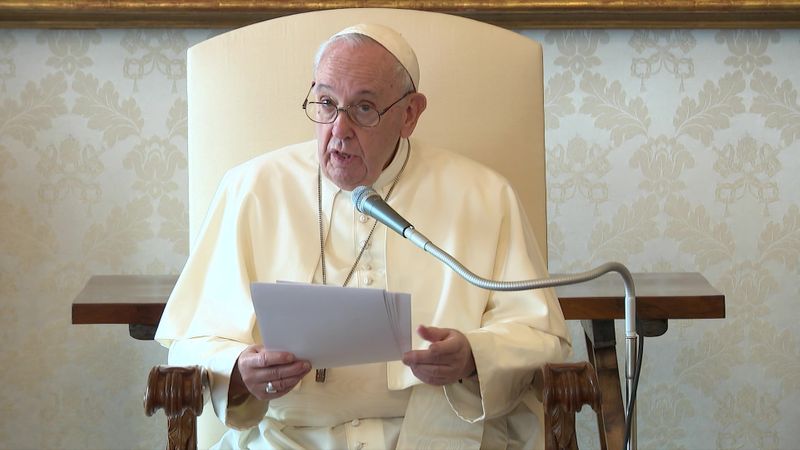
[{"x1": 330, "y1": 150, "x2": 357, "y2": 164}]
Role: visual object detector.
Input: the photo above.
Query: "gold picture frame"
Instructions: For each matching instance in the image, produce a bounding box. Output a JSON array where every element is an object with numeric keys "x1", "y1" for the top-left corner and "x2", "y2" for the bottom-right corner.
[{"x1": 1, "y1": 1, "x2": 798, "y2": 29}]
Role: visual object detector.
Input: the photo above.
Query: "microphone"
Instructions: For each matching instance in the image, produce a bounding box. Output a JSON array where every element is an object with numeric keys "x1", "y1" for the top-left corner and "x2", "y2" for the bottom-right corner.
[
  {"x1": 353, "y1": 184, "x2": 640, "y2": 450},
  {"x1": 352, "y1": 186, "x2": 431, "y2": 250}
]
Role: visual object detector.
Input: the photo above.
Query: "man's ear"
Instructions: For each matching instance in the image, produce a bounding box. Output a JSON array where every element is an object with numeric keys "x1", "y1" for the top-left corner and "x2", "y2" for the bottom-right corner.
[{"x1": 400, "y1": 93, "x2": 427, "y2": 138}]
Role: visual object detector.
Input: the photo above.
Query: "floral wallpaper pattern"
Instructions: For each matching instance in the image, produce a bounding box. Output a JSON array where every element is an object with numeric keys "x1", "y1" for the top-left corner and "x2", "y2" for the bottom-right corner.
[
  {"x1": 524, "y1": 28, "x2": 800, "y2": 449},
  {"x1": 0, "y1": 26, "x2": 797, "y2": 449}
]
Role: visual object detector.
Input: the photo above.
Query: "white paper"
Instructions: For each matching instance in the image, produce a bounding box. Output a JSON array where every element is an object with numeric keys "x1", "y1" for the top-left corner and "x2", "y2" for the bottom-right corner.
[{"x1": 251, "y1": 282, "x2": 412, "y2": 368}]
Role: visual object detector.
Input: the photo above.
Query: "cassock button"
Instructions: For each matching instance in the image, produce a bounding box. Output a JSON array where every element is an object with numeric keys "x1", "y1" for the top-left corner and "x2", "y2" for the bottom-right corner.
[
  {"x1": 358, "y1": 214, "x2": 368, "y2": 223},
  {"x1": 363, "y1": 264, "x2": 372, "y2": 272},
  {"x1": 364, "y1": 277, "x2": 373, "y2": 286},
  {"x1": 359, "y1": 239, "x2": 370, "y2": 249},
  {"x1": 351, "y1": 418, "x2": 360, "y2": 427}
]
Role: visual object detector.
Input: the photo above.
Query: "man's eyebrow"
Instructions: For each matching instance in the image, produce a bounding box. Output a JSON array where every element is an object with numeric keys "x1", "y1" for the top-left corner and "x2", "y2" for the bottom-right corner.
[
  {"x1": 313, "y1": 82, "x2": 333, "y2": 92},
  {"x1": 313, "y1": 83, "x2": 379, "y2": 99}
]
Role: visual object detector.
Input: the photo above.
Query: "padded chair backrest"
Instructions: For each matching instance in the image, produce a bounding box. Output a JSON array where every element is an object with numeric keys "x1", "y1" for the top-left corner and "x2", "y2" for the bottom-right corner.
[
  {"x1": 186, "y1": 8, "x2": 547, "y2": 447},
  {"x1": 188, "y1": 8, "x2": 547, "y2": 259}
]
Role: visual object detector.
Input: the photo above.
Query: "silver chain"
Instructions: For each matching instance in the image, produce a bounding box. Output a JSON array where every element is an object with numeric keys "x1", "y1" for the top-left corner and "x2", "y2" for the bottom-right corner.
[
  {"x1": 314, "y1": 140, "x2": 411, "y2": 382},
  {"x1": 317, "y1": 140, "x2": 411, "y2": 287}
]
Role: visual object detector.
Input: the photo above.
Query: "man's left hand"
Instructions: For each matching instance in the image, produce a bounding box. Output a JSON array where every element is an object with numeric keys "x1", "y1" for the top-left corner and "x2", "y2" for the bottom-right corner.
[{"x1": 402, "y1": 325, "x2": 476, "y2": 385}]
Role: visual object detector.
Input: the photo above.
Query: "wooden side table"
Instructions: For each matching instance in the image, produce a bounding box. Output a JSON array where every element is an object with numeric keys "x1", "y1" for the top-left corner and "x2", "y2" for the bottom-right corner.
[{"x1": 72, "y1": 271, "x2": 724, "y2": 450}]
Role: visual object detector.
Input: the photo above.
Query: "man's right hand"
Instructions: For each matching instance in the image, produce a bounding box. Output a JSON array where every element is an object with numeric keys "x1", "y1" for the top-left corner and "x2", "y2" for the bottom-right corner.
[{"x1": 229, "y1": 344, "x2": 312, "y2": 403}]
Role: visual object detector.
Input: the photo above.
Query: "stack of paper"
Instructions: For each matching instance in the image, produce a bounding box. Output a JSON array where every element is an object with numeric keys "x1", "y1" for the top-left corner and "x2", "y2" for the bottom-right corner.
[{"x1": 251, "y1": 282, "x2": 412, "y2": 368}]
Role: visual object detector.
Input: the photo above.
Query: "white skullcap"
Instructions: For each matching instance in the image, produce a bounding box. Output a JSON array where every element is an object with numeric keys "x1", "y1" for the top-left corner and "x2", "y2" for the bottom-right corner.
[{"x1": 331, "y1": 23, "x2": 420, "y2": 91}]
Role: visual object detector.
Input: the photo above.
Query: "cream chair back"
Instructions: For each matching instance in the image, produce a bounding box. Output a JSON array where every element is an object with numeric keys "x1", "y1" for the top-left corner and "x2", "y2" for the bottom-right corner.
[{"x1": 186, "y1": 8, "x2": 547, "y2": 448}]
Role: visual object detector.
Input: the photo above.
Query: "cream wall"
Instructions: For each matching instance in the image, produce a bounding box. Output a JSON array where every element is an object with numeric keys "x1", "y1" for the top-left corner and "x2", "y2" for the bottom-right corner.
[
  {"x1": 524, "y1": 28, "x2": 800, "y2": 450},
  {"x1": 0, "y1": 26, "x2": 798, "y2": 449}
]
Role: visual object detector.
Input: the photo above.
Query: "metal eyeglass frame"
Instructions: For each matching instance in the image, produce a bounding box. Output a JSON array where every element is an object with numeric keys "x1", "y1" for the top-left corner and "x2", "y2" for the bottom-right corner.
[{"x1": 301, "y1": 82, "x2": 414, "y2": 128}]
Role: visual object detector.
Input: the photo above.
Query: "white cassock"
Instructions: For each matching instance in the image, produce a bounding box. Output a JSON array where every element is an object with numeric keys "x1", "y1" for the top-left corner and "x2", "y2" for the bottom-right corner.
[{"x1": 155, "y1": 138, "x2": 571, "y2": 449}]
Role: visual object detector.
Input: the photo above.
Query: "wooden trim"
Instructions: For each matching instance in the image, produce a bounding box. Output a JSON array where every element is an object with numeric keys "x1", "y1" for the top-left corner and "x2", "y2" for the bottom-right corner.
[
  {"x1": 71, "y1": 272, "x2": 726, "y2": 334},
  {"x1": 2, "y1": 1, "x2": 799, "y2": 29}
]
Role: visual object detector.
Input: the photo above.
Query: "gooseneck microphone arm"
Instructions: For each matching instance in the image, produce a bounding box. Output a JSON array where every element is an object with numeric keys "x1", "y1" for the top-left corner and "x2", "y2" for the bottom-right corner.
[{"x1": 352, "y1": 185, "x2": 640, "y2": 450}]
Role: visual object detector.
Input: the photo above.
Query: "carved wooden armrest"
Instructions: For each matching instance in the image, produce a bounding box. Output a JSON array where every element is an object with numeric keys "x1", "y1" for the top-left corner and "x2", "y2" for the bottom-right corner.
[
  {"x1": 144, "y1": 365, "x2": 206, "y2": 450},
  {"x1": 540, "y1": 362, "x2": 603, "y2": 450},
  {"x1": 143, "y1": 362, "x2": 600, "y2": 450}
]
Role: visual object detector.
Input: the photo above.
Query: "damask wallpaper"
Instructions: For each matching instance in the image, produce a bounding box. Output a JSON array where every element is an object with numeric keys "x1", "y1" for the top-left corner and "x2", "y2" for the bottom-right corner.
[{"x1": 0, "y1": 26, "x2": 797, "y2": 449}]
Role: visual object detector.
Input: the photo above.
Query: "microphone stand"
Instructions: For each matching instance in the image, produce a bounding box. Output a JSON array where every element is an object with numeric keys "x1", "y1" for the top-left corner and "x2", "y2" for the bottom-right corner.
[
  {"x1": 417, "y1": 233, "x2": 639, "y2": 449},
  {"x1": 410, "y1": 230, "x2": 639, "y2": 450},
  {"x1": 354, "y1": 186, "x2": 639, "y2": 450}
]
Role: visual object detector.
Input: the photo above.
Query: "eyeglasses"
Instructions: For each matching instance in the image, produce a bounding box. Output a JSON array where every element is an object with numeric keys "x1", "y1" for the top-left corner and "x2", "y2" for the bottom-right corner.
[{"x1": 302, "y1": 82, "x2": 413, "y2": 128}]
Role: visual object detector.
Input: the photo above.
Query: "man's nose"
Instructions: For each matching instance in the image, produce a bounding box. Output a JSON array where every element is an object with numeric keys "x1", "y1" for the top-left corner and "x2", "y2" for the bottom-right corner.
[{"x1": 331, "y1": 108, "x2": 355, "y2": 138}]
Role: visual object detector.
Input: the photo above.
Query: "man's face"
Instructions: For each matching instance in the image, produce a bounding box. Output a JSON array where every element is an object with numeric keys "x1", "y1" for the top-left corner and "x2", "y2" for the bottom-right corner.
[{"x1": 313, "y1": 40, "x2": 415, "y2": 191}]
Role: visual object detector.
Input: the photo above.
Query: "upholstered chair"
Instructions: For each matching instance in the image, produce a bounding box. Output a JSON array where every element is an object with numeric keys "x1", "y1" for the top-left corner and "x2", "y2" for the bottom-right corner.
[{"x1": 145, "y1": 9, "x2": 603, "y2": 450}]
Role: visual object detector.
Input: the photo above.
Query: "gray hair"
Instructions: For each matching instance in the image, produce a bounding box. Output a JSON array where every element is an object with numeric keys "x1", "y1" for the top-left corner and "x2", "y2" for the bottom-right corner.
[{"x1": 312, "y1": 33, "x2": 415, "y2": 93}]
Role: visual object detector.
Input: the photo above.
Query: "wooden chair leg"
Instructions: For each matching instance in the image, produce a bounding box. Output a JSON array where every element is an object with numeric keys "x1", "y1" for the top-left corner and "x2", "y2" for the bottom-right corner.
[
  {"x1": 540, "y1": 362, "x2": 603, "y2": 450},
  {"x1": 144, "y1": 365, "x2": 205, "y2": 450}
]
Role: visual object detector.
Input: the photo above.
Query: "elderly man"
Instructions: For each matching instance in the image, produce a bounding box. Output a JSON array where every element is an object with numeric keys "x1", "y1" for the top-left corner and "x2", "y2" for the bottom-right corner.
[{"x1": 156, "y1": 23, "x2": 570, "y2": 449}]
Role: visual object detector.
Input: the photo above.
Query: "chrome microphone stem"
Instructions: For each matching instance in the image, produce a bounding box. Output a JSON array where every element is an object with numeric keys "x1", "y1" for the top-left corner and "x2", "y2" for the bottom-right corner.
[
  {"x1": 404, "y1": 225, "x2": 639, "y2": 450},
  {"x1": 626, "y1": 336, "x2": 638, "y2": 450},
  {"x1": 403, "y1": 227, "x2": 431, "y2": 251},
  {"x1": 413, "y1": 228, "x2": 635, "y2": 296}
]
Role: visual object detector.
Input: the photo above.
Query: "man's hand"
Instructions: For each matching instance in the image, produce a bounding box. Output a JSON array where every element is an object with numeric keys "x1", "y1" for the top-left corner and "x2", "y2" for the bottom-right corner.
[
  {"x1": 402, "y1": 325, "x2": 476, "y2": 386},
  {"x1": 229, "y1": 345, "x2": 312, "y2": 403}
]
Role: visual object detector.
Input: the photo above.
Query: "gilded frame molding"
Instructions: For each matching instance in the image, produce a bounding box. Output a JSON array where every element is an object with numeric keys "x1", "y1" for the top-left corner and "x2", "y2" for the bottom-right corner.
[{"x1": 1, "y1": 1, "x2": 799, "y2": 29}]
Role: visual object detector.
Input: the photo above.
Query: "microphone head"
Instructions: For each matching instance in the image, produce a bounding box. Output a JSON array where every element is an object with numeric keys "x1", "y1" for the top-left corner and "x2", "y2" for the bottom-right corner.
[{"x1": 352, "y1": 186, "x2": 379, "y2": 213}]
